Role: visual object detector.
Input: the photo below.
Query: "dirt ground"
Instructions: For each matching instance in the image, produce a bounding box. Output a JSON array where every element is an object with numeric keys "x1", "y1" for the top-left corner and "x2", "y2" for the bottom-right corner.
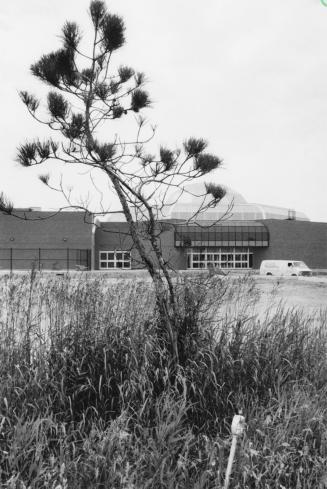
[
  {"x1": 213, "y1": 275, "x2": 327, "y2": 324},
  {"x1": 255, "y1": 276, "x2": 327, "y2": 308},
  {"x1": 236, "y1": 275, "x2": 327, "y2": 320}
]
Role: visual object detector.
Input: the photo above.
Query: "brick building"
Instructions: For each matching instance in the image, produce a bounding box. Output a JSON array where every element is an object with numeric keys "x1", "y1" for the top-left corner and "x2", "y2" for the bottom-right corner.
[
  {"x1": 0, "y1": 209, "x2": 92, "y2": 271},
  {"x1": 95, "y1": 219, "x2": 326, "y2": 271},
  {"x1": 94, "y1": 188, "x2": 326, "y2": 272},
  {"x1": 0, "y1": 189, "x2": 326, "y2": 271}
]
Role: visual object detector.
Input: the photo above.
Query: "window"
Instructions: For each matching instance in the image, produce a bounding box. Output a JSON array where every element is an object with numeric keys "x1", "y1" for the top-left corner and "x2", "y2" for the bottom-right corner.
[
  {"x1": 187, "y1": 248, "x2": 252, "y2": 270},
  {"x1": 176, "y1": 224, "x2": 269, "y2": 247},
  {"x1": 294, "y1": 261, "x2": 306, "y2": 267},
  {"x1": 99, "y1": 250, "x2": 131, "y2": 269}
]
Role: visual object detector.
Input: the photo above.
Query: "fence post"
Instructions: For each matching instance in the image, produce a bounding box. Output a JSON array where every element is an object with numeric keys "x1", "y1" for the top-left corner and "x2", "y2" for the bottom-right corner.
[
  {"x1": 10, "y1": 248, "x2": 13, "y2": 274},
  {"x1": 38, "y1": 248, "x2": 41, "y2": 271},
  {"x1": 67, "y1": 248, "x2": 69, "y2": 271}
]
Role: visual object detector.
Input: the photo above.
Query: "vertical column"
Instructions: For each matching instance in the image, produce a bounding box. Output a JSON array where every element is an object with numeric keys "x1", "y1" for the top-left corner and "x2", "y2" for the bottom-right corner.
[{"x1": 91, "y1": 214, "x2": 96, "y2": 271}]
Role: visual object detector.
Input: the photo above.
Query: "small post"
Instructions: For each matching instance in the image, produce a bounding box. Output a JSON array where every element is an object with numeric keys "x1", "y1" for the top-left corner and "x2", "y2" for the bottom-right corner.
[
  {"x1": 38, "y1": 248, "x2": 41, "y2": 271},
  {"x1": 10, "y1": 248, "x2": 13, "y2": 275},
  {"x1": 223, "y1": 414, "x2": 245, "y2": 489},
  {"x1": 67, "y1": 248, "x2": 69, "y2": 271}
]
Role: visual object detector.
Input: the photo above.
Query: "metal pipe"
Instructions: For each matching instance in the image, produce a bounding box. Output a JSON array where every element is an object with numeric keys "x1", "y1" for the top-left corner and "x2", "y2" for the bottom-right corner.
[{"x1": 223, "y1": 414, "x2": 245, "y2": 489}]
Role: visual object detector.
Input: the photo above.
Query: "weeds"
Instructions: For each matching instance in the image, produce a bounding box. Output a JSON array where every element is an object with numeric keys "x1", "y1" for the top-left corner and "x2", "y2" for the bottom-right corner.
[{"x1": 0, "y1": 272, "x2": 326, "y2": 487}]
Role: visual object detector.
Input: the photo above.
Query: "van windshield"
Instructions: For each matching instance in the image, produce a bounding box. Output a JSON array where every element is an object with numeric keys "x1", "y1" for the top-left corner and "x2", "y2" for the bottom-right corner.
[{"x1": 293, "y1": 261, "x2": 307, "y2": 268}]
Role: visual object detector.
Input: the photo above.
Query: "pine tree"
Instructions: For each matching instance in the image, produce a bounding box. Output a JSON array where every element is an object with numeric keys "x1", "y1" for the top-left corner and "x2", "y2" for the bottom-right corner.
[{"x1": 5, "y1": 1, "x2": 226, "y2": 368}]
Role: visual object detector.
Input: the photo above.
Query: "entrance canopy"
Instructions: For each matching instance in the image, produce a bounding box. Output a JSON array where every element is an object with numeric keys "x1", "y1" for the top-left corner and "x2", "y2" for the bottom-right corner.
[{"x1": 175, "y1": 221, "x2": 269, "y2": 248}]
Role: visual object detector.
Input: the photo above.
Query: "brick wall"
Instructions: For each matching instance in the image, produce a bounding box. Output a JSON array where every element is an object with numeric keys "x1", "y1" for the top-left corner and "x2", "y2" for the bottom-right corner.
[
  {"x1": 0, "y1": 211, "x2": 92, "y2": 270},
  {"x1": 96, "y1": 219, "x2": 327, "y2": 271},
  {"x1": 2, "y1": 211, "x2": 325, "y2": 271},
  {"x1": 253, "y1": 220, "x2": 327, "y2": 269},
  {"x1": 95, "y1": 221, "x2": 186, "y2": 270}
]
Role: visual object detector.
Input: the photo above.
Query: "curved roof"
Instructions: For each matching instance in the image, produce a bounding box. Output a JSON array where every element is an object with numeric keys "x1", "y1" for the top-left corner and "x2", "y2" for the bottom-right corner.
[{"x1": 170, "y1": 184, "x2": 309, "y2": 221}]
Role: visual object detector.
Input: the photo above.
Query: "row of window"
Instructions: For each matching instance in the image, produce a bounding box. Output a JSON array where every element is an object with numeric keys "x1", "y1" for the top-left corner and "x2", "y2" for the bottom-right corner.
[
  {"x1": 99, "y1": 248, "x2": 253, "y2": 270},
  {"x1": 99, "y1": 251, "x2": 131, "y2": 269},
  {"x1": 175, "y1": 225, "x2": 269, "y2": 247},
  {"x1": 187, "y1": 248, "x2": 253, "y2": 269},
  {"x1": 176, "y1": 225, "x2": 264, "y2": 234}
]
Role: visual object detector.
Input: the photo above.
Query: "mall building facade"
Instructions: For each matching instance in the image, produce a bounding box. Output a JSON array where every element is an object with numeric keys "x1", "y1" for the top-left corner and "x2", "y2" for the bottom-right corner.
[{"x1": 0, "y1": 189, "x2": 326, "y2": 271}]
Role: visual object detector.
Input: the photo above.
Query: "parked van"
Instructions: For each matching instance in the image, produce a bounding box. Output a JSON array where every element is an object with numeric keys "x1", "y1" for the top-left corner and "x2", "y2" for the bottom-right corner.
[{"x1": 259, "y1": 260, "x2": 312, "y2": 277}]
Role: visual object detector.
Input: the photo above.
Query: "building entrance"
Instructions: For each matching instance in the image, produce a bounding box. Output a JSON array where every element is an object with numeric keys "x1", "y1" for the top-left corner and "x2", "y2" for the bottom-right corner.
[{"x1": 187, "y1": 247, "x2": 253, "y2": 269}]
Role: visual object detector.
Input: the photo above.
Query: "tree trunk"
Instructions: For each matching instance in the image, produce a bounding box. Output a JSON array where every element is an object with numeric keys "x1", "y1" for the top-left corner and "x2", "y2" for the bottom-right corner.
[{"x1": 110, "y1": 175, "x2": 179, "y2": 368}]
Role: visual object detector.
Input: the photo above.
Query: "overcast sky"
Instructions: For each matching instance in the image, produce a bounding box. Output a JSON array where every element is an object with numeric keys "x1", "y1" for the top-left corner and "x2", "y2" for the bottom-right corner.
[{"x1": 1, "y1": 0, "x2": 326, "y2": 221}]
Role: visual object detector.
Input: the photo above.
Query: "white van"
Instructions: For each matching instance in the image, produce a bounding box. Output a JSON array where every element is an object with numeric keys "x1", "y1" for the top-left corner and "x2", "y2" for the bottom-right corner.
[{"x1": 259, "y1": 260, "x2": 312, "y2": 277}]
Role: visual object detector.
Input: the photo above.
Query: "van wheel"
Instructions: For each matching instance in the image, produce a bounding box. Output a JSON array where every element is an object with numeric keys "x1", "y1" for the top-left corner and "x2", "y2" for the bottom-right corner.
[{"x1": 266, "y1": 273, "x2": 272, "y2": 276}]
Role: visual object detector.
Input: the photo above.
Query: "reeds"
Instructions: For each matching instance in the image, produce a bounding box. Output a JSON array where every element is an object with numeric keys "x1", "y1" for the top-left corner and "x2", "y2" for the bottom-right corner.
[{"x1": 0, "y1": 272, "x2": 326, "y2": 488}]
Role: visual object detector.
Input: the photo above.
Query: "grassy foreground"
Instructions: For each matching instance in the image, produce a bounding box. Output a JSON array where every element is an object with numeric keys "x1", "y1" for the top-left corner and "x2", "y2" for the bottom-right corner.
[{"x1": 0, "y1": 272, "x2": 326, "y2": 488}]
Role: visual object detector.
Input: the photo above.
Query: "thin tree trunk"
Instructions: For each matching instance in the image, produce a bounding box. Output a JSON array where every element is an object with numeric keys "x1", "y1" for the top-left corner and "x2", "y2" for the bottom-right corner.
[{"x1": 110, "y1": 175, "x2": 179, "y2": 367}]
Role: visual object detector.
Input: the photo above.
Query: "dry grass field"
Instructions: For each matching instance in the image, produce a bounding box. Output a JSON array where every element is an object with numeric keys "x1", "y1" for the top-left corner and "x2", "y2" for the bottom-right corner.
[
  {"x1": 0, "y1": 271, "x2": 327, "y2": 488},
  {"x1": 87, "y1": 270, "x2": 327, "y2": 314}
]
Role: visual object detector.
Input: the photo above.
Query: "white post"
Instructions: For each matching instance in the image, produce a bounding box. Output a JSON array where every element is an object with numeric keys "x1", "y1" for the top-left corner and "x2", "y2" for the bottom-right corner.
[
  {"x1": 223, "y1": 414, "x2": 245, "y2": 489},
  {"x1": 91, "y1": 215, "x2": 99, "y2": 271}
]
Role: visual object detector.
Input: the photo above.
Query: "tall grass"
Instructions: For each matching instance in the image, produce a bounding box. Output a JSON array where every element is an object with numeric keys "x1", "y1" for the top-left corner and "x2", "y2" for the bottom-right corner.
[{"x1": 0, "y1": 272, "x2": 326, "y2": 488}]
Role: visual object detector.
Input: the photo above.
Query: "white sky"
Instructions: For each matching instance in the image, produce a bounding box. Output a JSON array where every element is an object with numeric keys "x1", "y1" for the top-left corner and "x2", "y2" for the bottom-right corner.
[{"x1": 0, "y1": 0, "x2": 326, "y2": 221}]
